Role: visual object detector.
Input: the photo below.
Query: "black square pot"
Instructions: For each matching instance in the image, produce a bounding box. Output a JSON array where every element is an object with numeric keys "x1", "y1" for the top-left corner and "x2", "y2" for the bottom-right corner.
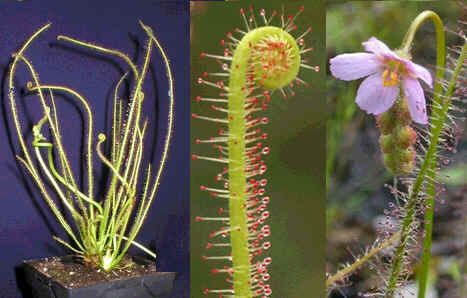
[{"x1": 22, "y1": 257, "x2": 176, "y2": 298}]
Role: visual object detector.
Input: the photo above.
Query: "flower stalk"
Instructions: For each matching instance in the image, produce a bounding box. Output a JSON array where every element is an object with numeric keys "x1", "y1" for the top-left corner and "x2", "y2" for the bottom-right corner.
[
  {"x1": 416, "y1": 40, "x2": 466, "y2": 298},
  {"x1": 385, "y1": 11, "x2": 447, "y2": 298}
]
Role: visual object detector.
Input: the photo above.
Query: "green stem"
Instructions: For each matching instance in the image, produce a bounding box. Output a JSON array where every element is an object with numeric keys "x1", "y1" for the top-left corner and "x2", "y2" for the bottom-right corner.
[
  {"x1": 226, "y1": 25, "x2": 300, "y2": 297},
  {"x1": 9, "y1": 24, "x2": 86, "y2": 252},
  {"x1": 401, "y1": 11, "x2": 445, "y2": 98},
  {"x1": 386, "y1": 11, "x2": 446, "y2": 298},
  {"x1": 418, "y1": 41, "x2": 466, "y2": 298},
  {"x1": 29, "y1": 84, "x2": 96, "y2": 219},
  {"x1": 115, "y1": 22, "x2": 175, "y2": 266},
  {"x1": 57, "y1": 35, "x2": 139, "y2": 80},
  {"x1": 46, "y1": 146, "x2": 102, "y2": 213},
  {"x1": 326, "y1": 232, "x2": 400, "y2": 287}
]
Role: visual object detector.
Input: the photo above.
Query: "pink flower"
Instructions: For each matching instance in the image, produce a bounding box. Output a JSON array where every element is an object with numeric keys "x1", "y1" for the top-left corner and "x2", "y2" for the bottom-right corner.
[{"x1": 330, "y1": 37, "x2": 432, "y2": 124}]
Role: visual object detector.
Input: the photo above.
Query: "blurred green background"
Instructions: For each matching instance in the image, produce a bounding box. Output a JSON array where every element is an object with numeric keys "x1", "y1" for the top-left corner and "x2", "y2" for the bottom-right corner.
[
  {"x1": 191, "y1": 1, "x2": 326, "y2": 297},
  {"x1": 326, "y1": 2, "x2": 465, "y2": 297}
]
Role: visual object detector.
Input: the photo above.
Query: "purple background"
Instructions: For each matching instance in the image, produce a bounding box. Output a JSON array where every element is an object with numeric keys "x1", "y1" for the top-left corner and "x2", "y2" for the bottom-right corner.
[{"x1": 0, "y1": 1, "x2": 189, "y2": 297}]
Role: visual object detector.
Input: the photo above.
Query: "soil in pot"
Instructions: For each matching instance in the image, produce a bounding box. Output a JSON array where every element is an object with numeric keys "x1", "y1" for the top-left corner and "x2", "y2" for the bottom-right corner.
[{"x1": 22, "y1": 255, "x2": 176, "y2": 298}]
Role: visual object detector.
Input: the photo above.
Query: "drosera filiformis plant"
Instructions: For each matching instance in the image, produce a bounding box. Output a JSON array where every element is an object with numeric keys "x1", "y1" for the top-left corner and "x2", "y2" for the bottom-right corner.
[
  {"x1": 327, "y1": 10, "x2": 466, "y2": 297},
  {"x1": 192, "y1": 5, "x2": 319, "y2": 297},
  {"x1": 8, "y1": 22, "x2": 175, "y2": 271}
]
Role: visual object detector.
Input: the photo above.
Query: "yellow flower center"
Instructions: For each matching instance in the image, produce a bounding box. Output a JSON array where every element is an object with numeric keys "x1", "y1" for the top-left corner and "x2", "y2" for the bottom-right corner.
[
  {"x1": 382, "y1": 69, "x2": 400, "y2": 87},
  {"x1": 381, "y1": 61, "x2": 404, "y2": 87}
]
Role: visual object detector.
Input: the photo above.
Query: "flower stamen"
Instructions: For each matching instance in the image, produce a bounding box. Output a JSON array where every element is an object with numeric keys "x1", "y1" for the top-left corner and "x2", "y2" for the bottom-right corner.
[{"x1": 382, "y1": 69, "x2": 400, "y2": 87}]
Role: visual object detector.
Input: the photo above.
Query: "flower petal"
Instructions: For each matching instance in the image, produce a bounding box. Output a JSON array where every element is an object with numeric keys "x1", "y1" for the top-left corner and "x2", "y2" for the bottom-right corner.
[
  {"x1": 403, "y1": 77, "x2": 428, "y2": 124},
  {"x1": 355, "y1": 72, "x2": 399, "y2": 115},
  {"x1": 362, "y1": 37, "x2": 392, "y2": 55},
  {"x1": 406, "y1": 61, "x2": 432, "y2": 87},
  {"x1": 329, "y1": 53, "x2": 380, "y2": 81}
]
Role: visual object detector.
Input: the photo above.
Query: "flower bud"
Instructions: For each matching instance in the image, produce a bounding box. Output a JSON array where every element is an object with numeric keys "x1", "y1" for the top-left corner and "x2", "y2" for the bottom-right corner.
[{"x1": 378, "y1": 98, "x2": 417, "y2": 176}]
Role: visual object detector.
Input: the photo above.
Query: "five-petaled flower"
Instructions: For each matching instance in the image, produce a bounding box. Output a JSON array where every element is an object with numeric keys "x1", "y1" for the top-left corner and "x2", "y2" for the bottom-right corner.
[{"x1": 330, "y1": 37, "x2": 432, "y2": 124}]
